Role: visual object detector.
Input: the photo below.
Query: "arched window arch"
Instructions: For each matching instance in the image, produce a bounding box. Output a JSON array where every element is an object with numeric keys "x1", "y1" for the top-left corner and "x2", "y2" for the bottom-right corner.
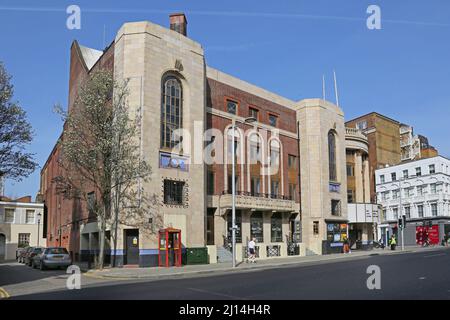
[
  {"x1": 328, "y1": 130, "x2": 337, "y2": 182},
  {"x1": 161, "y1": 75, "x2": 182, "y2": 149}
]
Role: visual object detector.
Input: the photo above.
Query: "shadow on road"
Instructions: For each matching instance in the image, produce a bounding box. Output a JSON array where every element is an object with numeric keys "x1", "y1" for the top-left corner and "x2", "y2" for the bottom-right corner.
[{"x1": 0, "y1": 262, "x2": 66, "y2": 286}]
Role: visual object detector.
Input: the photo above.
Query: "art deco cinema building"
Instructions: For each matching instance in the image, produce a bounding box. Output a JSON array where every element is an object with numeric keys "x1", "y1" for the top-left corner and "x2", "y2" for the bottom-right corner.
[{"x1": 40, "y1": 14, "x2": 348, "y2": 267}]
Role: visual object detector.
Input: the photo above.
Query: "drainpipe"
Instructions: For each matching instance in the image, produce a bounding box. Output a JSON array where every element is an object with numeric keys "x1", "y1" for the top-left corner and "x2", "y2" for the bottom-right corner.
[{"x1": 296, "y1": 120, "x2": 302, "y2": 243}]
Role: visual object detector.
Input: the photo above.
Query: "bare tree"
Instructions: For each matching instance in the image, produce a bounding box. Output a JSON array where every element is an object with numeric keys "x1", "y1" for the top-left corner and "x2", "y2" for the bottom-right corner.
[
  {"x1": 55, "y1": 70, "x2": 151, "y2": 269},
  {"x1": 0, "y1": 61, "x2": 37, "y2": 182}
]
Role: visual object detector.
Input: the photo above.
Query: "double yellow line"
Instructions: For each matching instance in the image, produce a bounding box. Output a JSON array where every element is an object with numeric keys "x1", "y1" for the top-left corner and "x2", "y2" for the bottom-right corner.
[{"x1": 0, "y1": 287, "x2": 10, "y2": 299}]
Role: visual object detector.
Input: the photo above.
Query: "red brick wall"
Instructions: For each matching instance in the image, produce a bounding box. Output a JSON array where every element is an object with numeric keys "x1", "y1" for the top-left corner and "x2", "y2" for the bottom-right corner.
[
  {"x1": 41, "y1": 42, "x2": 114, "y2": 257},
  {"x1": 206, "y1": 78, "x2": 300, "y2": 202}
]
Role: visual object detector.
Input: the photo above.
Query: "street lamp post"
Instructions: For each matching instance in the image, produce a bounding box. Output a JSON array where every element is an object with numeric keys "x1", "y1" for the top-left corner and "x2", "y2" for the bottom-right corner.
[
  {"x1": 231, "y1": 117, "x2": 256, "y2": 268},
  {"x1": 37, "y1": 212, "x2": 42, "y2": 247},
  {"x1": 399, "y1": 178, "x2": 405, "y2": 251}
]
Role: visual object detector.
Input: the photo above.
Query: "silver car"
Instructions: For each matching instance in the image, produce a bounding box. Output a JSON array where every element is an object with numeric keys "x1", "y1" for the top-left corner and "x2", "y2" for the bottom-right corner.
[{"x1": 32, "y1": 247, "x2": 72, "y2": 270}]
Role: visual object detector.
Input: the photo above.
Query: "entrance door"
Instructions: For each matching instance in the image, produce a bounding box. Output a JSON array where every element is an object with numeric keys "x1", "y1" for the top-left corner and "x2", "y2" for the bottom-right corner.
[
  {"x1": 206, "y1": 209, "x2": 215, "y2": 245},
  {"x1": 124, "y1": 229, "x2": 139, "y2": 265},
  {"x1": 0, "y1": 234, "x2": 5, "y2": 261}
]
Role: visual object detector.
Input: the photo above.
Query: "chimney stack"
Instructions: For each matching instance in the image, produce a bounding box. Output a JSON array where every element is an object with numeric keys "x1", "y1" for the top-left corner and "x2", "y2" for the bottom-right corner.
[{"x1": 170, "y1": 13, "x2": 187, "y2": 36}]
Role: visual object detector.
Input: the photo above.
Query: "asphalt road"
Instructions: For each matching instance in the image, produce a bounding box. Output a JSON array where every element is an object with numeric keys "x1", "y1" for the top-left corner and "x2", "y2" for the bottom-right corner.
[{"x1": 3, "y1": 247, "x2": 450, "y2": 300}]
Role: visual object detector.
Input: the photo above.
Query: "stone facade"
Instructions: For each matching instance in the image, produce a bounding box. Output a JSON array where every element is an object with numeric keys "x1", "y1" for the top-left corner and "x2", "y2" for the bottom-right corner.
[
  {"x1": 41, "y1": 15, "x2": 351, "y2": 267},
  {"x1": 346, "y1": 112, "x2": 401, "y2": 203},
  {"x1": 345, "y1": 128, "x2": 379, "y2": 249},
  {"x1": 375, "y1": 156, "x2": 450, "y2": 246},
  {"x1": 297, "y1": 99, "x2": 348, "y2": 255},
  {"x1": 0, "y1": 198, "x2": 44, "y2": 261}
]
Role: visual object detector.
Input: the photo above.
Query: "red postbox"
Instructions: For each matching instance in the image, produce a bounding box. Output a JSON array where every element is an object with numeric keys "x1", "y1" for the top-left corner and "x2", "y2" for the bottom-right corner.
[{"x1": 158, "y1": 228, "x2": 182, "y2": 267}]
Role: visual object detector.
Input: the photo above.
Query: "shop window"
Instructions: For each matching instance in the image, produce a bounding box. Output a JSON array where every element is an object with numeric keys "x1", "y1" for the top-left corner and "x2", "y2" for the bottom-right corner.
[
  {"x1": 227, "y1": 211, "x2": 242, "y2": 243},
  {"x1": 271, "y1": 213, "x2": 282, "y2": 243}
]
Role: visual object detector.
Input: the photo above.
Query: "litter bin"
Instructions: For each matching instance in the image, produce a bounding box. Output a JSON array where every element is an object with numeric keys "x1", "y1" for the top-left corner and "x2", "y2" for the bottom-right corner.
[{"x1": 183, "y1": 247, "x2": 208, "y2": 265}]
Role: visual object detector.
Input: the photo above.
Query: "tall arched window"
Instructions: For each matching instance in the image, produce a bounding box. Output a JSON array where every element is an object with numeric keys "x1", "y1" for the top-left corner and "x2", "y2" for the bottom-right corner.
[
  {"x1": 161, "y1": 75, "x2": 182, "y2": 149},
  {"x1": 328, "y1": 131, "x2": 337, "y2": 182}
]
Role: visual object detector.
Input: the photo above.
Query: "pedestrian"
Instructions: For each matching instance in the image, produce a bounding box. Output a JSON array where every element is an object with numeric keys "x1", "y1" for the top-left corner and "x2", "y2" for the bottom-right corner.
[
  {"x1": 378, "y1": 237, "x2": 385, "y2": 249},
  {"x1": 389, "y1": 235, "x2": 397, "y2": 251},
  {"x1": 248, "y1": 237, "x2": 256, "y2": 263},
  {"x1": 343, "y1": 237, "x2": 350, "y2": 254},
  {"x1": 442, "y1": 234, "x2": 448, "y2": 247}
]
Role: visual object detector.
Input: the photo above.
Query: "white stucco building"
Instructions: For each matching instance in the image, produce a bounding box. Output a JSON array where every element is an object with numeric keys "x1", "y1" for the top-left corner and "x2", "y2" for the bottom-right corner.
[
  {"x1": 0, "y1": 197, "x2": 45, "y2": 261},
  {"x1": 375, "y1": 156, "x2": 450, "y2": 246}
]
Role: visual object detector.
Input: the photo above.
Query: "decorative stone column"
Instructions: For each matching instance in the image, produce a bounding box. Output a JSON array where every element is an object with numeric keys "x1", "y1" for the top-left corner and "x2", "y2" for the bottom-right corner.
[{"x1": 354, "y1": 151, "x2": 364, "y2": 203}]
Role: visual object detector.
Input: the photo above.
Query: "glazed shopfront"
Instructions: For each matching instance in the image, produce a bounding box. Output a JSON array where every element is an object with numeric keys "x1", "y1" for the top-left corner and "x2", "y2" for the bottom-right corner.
[
  {"x1": 224, "y1": 210, "x2": 301, "y2": 259},
  {"x1": 323, "y1": 221, "x2": 349, "y2": 254}
]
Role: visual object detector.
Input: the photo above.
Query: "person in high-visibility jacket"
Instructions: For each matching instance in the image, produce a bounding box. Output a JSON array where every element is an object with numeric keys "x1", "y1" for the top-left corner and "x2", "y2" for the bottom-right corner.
[{"x1": 389, "y1": 235, "x2": 397, "y2": 251}]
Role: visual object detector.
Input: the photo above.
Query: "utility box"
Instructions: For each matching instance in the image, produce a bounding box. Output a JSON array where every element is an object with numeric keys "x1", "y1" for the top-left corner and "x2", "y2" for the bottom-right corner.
[{"x1": 183, "y1": 247, "x2": 208, "y2": 265}]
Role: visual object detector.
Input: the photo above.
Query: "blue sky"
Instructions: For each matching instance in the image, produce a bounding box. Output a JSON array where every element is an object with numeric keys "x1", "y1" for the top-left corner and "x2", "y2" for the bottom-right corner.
[{"x1": 1, "y1": 0, "x2": 449, "y2": 198}]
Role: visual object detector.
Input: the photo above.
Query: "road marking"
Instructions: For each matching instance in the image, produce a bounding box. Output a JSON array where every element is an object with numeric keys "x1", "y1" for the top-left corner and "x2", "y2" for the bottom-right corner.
[
  {"x1": 0, "y1": 287, "x2": 10, "y2": 299},
  {"x1": 423, "y1": 253, "x2": 446, "y2": 258},
  {"x1": 83, "y1": 272, "x2": 130, "y2": 281},
  {"x1": 419, "y1": 277, "x2": 426, "y2": 280},
  {"x1": 187, "y1": 287, "x2": 245, "y2": 300}
]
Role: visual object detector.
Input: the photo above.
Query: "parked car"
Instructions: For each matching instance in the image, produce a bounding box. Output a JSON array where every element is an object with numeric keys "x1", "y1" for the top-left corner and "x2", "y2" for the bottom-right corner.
[
  {"x1": 24, "y1": 247, "x2": 44, "y2": 266},
  {"x1": 18, "y1": 246, "x2": 32, "y2": 263},
  {"x1": 32, "y1": 247, "x2": 72, "y2": 270},
  {"x1": 16, "y1": 246, "x2": 29, "y2": 262}
]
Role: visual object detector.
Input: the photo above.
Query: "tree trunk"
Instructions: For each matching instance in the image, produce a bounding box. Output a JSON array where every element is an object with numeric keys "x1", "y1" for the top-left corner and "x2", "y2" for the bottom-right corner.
[
  {"x1": 98, "y1": 214, "x2": 106, "y2": 270},
  {"x1": 113, "y1": 205, "x2": 119, "y2": 268}
]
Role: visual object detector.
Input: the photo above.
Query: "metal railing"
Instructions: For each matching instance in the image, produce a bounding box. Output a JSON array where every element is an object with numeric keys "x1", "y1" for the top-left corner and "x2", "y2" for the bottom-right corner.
[
  {"x1": 266, "y1": 245, "x2": 281, "y2": 257},
  {"x1": 222, "y1": 190, "x2": 293, "y2": 201}
]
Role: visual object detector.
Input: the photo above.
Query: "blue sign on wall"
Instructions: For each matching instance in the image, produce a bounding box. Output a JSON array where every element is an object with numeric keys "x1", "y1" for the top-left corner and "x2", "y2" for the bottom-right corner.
[{"x1": 160, "y1": 152, "x2": 189, "y2": 171}]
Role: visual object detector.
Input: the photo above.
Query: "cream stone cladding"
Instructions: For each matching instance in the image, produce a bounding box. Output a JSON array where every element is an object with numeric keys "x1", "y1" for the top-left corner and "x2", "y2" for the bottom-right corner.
[
  {"x1": 114, "y1": 21, "x2": 206, "y2": 249},
  {"x1": 296, "y1": 99, "x2": 348, "y2": 255}
]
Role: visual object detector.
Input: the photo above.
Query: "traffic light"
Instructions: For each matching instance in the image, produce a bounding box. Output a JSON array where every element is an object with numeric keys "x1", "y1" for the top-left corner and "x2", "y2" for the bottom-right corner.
[
  {"x1": 402, "y1": 215, "x2": 407, "y2": 229},
  {"x1": 398, "y1": 218, "x2": 403, "y2": 229}
]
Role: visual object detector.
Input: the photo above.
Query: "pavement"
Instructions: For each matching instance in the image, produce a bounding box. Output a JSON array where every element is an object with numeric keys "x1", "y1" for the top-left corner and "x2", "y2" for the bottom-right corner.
[
  {"x1": 81, "y1": 245, "x2": 435, "y2": 280},
  {"x1": 1, "y1": 245, "x2": 449, "y2": 299},
  {"x1": 2, "y1": 245, "x2": 450, "y2": 300}
]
